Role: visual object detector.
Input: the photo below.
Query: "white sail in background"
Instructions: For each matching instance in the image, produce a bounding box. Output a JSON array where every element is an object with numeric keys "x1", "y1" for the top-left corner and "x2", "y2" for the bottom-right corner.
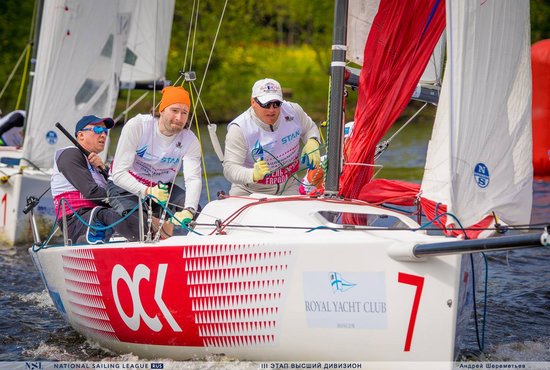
[
  {"x1": 23, "y1": 0, "x2": 134, "y2": 168},
  {"x1": 121, "y1": 0, "x2": 175, "y2": 83},
  {"x1": 347, "y1": 0, "x2": 444, "y2": 84},
  {"x1": 421, "y1": 0, "x2": 532, "y2": 228},
  {"x1": 347, "y1": 0, "x2": 379, "y2": 66}
]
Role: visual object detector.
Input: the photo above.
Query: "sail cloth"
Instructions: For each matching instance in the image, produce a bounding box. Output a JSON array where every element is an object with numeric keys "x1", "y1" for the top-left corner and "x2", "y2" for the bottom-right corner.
[
  {"x1": 23, "y1": 0, "x2": 135, "y2": 169},
  {"x1": 347, "y1": 0, "x2": 445, "y2": 85},
  {"x1": 120, "y1": 0, "x2": 175, "y2": 84},
  {"x1": 339, "y1": 0, "x2": 445, "y2": 198},
  {"x1": 420, "y1": 0, "x2": 532, "y2": 234},
  {"x1": 357, "y1": 0, "x2": 533, "y2": 238}
]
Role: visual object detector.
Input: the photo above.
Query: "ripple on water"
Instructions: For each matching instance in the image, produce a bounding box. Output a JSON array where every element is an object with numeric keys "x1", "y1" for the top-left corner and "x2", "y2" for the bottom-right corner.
[
  {"x1": 18, "y1": 290, "x2": 54, "y2": 308},
  {"x1": 485, "y1": 339, "x2": 550, "y2": 362}
]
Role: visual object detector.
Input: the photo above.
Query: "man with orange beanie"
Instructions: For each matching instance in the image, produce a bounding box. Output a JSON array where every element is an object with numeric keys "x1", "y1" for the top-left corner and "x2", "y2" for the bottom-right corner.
[{"x1": 108, "y1": 85, "x2": 202, "y2": 235}]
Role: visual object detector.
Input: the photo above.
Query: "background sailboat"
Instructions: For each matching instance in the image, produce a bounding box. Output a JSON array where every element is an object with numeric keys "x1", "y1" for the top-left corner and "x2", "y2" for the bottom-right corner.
[{"x1": 0, "y1": 0, "x2": 174, "y2": 245}]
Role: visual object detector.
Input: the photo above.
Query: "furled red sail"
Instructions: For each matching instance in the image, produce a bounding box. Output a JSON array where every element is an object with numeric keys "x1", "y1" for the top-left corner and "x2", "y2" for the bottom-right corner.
[
  {"x1": 339, "y1": 0, "x2": 445, "y2": 199},
  {"x1": 532, "y1": 39, "x2": 550, "y2": 177}
]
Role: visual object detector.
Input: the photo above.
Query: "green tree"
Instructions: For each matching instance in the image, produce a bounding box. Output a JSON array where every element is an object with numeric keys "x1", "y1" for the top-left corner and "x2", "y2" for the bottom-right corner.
[
  {"x1": 2, "y1": 0, "x2": 549, "y2": 123},
  {"x1": 0, "y1": 0, "x2": 35, "y2": 111},
  {"x1": 531, "y1": 0, "x2": 550, "y2": 42}
]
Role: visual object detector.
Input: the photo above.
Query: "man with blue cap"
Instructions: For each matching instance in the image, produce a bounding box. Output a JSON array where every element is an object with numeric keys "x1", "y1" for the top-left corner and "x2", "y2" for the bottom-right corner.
[{"x1": 51, "y1": 115, "x2": 151, "y2": 244}]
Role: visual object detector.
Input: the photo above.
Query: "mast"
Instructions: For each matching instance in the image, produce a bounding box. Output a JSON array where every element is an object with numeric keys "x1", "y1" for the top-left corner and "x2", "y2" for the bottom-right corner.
[{"x1": 324, "y1": 0, "x2": 348, "y2": 195}]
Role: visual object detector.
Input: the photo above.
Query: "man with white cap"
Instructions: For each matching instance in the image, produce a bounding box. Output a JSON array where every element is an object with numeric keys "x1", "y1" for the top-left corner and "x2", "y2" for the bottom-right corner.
[
  {"x1": 108, "y1": 85, "x2": 202, "y2": 233},
  {"x1": 223, "y1": 78, "x2": 321, "y2": 195}
]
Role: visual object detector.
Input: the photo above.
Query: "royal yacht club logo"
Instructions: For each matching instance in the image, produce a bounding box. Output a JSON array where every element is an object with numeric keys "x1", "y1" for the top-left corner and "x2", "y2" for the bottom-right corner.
[
  {"x1": 330, "y1": 272, "x2": 356, "y2": 293},
  {"x1": 303, "y1": 271, "x2": 387, "y2": 330}
]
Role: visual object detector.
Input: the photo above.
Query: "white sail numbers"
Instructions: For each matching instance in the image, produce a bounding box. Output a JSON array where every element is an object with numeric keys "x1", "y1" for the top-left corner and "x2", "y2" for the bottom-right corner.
[{"x1": 111, "y1": 264, "x2": 182, "y2": 332}]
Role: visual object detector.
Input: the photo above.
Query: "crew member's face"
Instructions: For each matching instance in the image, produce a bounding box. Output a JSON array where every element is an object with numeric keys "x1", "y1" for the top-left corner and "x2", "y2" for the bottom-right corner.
[
  {"x1": 160, "y1": 103, "x2": 189, "y2": 136},
  {"x1": 251, "y1": 97, "x2": 281, "y2": 125},
  {"x1": 77, "y1": 124, "x2": 108, "y2": 153}
]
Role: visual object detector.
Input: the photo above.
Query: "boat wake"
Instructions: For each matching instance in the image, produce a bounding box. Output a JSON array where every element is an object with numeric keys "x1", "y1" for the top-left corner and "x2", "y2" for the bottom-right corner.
[
  {"x1": 486, "y1": 339, "x2": 550, "y2": 362},
  {"x1": 18, "y1": 290, "x2": 54, "y2": 309}
]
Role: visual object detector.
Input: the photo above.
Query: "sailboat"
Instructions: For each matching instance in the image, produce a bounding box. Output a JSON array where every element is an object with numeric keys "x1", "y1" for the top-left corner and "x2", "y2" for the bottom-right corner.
[
  {"x1": 29, "y1": 0, "x2": 546, "y2": 363},
  {"x1": 0, "y1": 0, "x2": 174, "y2": 246}
]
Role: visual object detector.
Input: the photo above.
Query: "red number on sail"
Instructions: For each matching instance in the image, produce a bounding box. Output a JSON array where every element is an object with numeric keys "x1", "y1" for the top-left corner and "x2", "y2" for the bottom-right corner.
[
  {"x1": 398, "y1": 272, "x2": 424, "y2": 351},
  {"x1": 1, "y1": 193, "x2": 6, "y2": 226}
]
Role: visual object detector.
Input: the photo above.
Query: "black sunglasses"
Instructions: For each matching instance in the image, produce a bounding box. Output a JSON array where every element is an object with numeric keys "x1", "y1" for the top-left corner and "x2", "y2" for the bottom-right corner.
[{"x1": 254, "y1": 98, "x2": 282, "y2": 109}]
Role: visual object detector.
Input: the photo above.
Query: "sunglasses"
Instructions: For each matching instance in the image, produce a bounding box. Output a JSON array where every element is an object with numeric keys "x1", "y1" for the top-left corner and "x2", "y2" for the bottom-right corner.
[
  {"x1": 254, "y1": 98, "x2": 282, "y2": 109},
  {"x1": 81, "y1": 126, "x2": 109, "y2": 135}
]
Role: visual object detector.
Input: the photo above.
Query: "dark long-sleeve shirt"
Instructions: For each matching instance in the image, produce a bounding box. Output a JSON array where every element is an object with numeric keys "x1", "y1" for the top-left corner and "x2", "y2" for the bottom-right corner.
[{"x1": 56, "y1": 147, "x2": 109, "y2": 207}]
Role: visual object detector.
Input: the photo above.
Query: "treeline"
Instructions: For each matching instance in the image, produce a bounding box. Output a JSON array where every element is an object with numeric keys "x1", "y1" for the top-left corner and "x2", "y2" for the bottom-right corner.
[{"x1": 1, "y1": 0, "x2": 549, "y2": 123}]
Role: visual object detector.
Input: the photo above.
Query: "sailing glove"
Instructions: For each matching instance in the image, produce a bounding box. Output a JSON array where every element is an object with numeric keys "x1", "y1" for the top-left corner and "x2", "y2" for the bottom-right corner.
[
  {"x1": 146, "y1": 183, "x2": 169, "y2": 206},
  {"x1": 252, "y1": 159, "x2": 270, "y2": 182},
  {"x1": 301, "y1": 138, "x2": 321, "y2": 169},
  {"x1": 169, "y1": 209, "x2": 194, "y2": 227},
  {"x1": 307, "y1": 167, "x2": 324, "y2": 188}
]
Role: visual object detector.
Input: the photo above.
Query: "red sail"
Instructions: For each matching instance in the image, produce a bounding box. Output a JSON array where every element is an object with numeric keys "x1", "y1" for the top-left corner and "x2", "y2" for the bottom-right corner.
[
  {"x1": 532, "y1": 39, "x2": 550, "y2": 178},
  {"x1": 339, "y1": 0, "x2": 445, "y2": 198}
]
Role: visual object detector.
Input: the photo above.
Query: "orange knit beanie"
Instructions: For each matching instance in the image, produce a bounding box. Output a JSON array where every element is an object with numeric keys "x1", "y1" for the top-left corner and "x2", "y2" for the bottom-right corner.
[{"x1": 159, "y1": 86, "x2": 191, "y2": 112}]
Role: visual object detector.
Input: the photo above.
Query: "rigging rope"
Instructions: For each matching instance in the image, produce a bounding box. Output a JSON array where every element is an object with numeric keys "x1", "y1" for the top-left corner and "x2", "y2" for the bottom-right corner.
[
  {"x1": 0, "y1": 45, "x2": 30, "y2": 103},
  {"x1": 187, "y1": 0, "x2": 230, "y2": 164},
  {"x1": 174, "y1": 0, "x2": 230, "y2": 199},
  {"x1": 375, "y1": 102, "x2": 428, "y2": 160}
]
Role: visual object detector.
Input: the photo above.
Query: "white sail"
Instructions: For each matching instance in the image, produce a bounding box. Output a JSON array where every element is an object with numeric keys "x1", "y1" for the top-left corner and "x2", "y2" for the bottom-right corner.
[
  {"x1": 347, "y1": 0, "x2": 380, "y2": 66},
  {"x1": 347, "y1": 0, "x2": 444, "y2": 84},
  {"x1": 421, "y1": 0, "x2": 532, "y2": 228},
  {"x1": 23, "y1": 0, "x2": 135, "y2": 169},
  {"x1": 120, "y1": 0, "x2": 175, "y2": 83}
]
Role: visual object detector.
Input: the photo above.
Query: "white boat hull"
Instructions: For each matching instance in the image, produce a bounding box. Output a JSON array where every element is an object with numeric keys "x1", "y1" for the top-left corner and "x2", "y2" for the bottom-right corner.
[
  {"x1": 0, "y1": 148, "x2": 54, "y2": 246},
  {"x1": 30, "y1": 196, "x2": 480, "y2": 361}
]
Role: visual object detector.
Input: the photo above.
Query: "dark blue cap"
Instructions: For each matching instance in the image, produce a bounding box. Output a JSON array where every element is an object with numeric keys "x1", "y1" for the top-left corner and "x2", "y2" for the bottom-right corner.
[{"x1": 74, "y1": 115, "x2": 115, "y2": 136}]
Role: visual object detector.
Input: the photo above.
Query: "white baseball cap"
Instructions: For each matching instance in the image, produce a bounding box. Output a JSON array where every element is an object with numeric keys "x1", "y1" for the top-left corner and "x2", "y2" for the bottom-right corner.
[{"x1": 251, "y1": 78, "x2": 283, "y2": 104}]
